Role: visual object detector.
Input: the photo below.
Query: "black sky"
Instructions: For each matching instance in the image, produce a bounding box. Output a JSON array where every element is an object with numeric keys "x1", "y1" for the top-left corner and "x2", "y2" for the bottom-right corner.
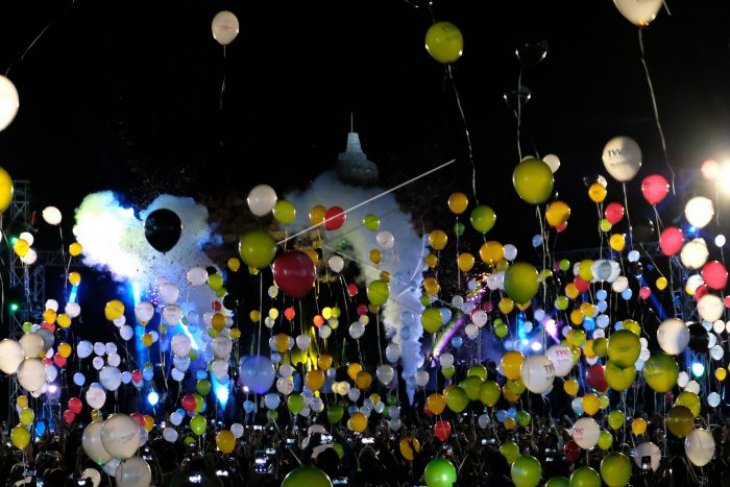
[{"x1": 1, "y1": 0, "x2": 730, "y2": 251}]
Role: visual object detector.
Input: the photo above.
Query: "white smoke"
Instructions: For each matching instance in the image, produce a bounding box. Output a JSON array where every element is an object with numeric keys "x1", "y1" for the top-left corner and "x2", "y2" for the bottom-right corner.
[{"x1": 286, "y1": 171, "x2": 426, "y2": 401}]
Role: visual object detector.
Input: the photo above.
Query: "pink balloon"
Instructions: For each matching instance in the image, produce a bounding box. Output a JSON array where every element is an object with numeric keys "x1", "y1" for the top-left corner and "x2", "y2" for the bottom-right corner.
[
  {"x1": 702, "y1": 261, "x2": 728, "y2": 290},
  {"x1": 641, "y1": 174, "x2": 670, "y2": 205},
  {"x1": 604, "y1": 202, "x2": 625, "y2": 225},
  {"x1": 659, "y1": 227, "x2": 684, "y2": 256},
  {"x1": 639, "y1": 287, "x2": 651, "y2": 300}
]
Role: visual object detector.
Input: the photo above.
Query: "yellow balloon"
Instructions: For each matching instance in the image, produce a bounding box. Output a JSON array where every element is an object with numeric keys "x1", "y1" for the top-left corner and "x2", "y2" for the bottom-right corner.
[
  {"x1": 428, "y1": 230, "x2": 448, "y2": 251},
  {"x1": 0, "y1": 167, "x2": 14, "y2": 213},
  {"x1": 211, "y1": 313, "x2": 226, "y2": 332},
  {"x1": 609, "y1": 233, "x2": 626, "y2": 252},
  {"x1": 43, "y1": 309, "x2": 57, "y2": 324},
  {"x1": 501, "y1": 351, "x2": 524, "y2": 380},
  {"x1": 216, "y1": 430, "x2": 236, "y2": 454},
  {"x1": 399, "y1": 437, "x2": 421, "y2": 462},
  {"x1": 447, "y1": 192, "x2": 469, "y2": 215},
  {"x1": 425, "y1": 22, "x2": 463, "y2": 64},
  {"x1": 716, "y1": 367, "x2": 727, "y2": 381},
  {"x1": 424, "y1": 253, "x2": 438, "y2": 269},
  {"x1": 306, "y1": 370, "x2": 325, "y2": 391},
  {"x1": 545, "y1": 200, "x2": 571, "y2": 228},
  {"x1": 230, "y1": 328, "x2": 241, "y2": 340},
  {"x1": 348, "y1": 412, "x2": 368, "y2": 433},
  {"x1": 457, "y1": 252, "x2": 475, "y2": 272},
  {"x1": 19, "y1": 408, "x2": 34, "y2": 426},
  {"x1": 426, "y1": 393, "x2": 446, "y2": 415},
  {"x1": 588, "y1": 182, "x2": 607, "y2": 203},
  {"x1": 567, "y1": 329, "x2": 586, "y2": 347},
  {"x1": 142, "y1": 333, "x2": 153, "y2": 347},
  {"x1": 272, "y1": 200, "x2": 296, "y2": 225},
  {"x1": 656, "y1": 276, "x2": 668, "y2": 291},
  {"x1": 513, "y1": 158, "x2": 554, "y2": 204},
  {"x1": 104, "y1": 299, "x2": 125, "y2": 321},
  {"x1": 498, "y1": 297, "x2": 514, "y2": 314},
  {"x1": 347, "y1": 363, "x2": 363, "y2": 381},
  {"x1": 631, "y1": 418, "x2": 647, "y2": 436},
  {"x1": 69, "y1": 242, "x2": 83, "y2": 257},
  {"x1": 582, "y1": 393, "x2": 601, "y2": 416},
  {"x1": 144, "y1": 415, "x2": 154, "y2": 432},
  {"x1": 564, "y1": 378, "x2": 580, "y2": 396},
  {"x1": 502, "y1": 384, "x2": 520, "y2": 403},
  {"x1": 13, "y1": 239, "x2": 29, "y2": 257},
  {"x1": 370, "y1": 249, "x2": 382, "y2": 264},
  {"x1": 423, "y1": 277, "x2": 440, "y2": 296},
  {"x1": 565, "y1": 283, "x2": 579, "y2": 300},
  {"x1": 58, "y1": 342, "x2": 72, "y2": 358},
  {"x1": 479, "y1": 241, "x2": 504, "y2": 265},
  {"x1": 309, "y1": 205, "x2": 326, "y2": 225},
  {"x1": 57, "y1": 314, "x2": 72, "y2": 329},
  {"x1": 69, "y1": 272, "x2": 81, "y2": 286},
  {"x1": 227, "y1": 257, "x2": 241, "y2": 272},
  {"x1": 272, "y1": 333, "x2": 291, "y2": 353},
  {"x1": 578, "y1": 260, "x2": 594, "y2": 281},
  {"x1": 570, "y1": 309, "x2": 585, "y2": 325},
  {"x1": 11, "y1": 425, "x2": 30, "y2": 449},
  {"x1": 355, "y1": 370, "x2": 373, "y2": 390}
]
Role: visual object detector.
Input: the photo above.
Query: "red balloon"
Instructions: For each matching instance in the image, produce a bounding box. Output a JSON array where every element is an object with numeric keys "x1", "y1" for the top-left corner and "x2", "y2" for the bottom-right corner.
[
  {"x1": 725, "y1": 296, "x2": 730, "y2": 308},
  {"x1": 130, "y1": 412, "x2": 145, "y2": 427},
  {"x1": 324, "y1": 206, "x2": 346, "y2": 230},
  {"x1": 604, "y1": 202, "x2": 625, "y2": 225},
  {"x1": 556, "y1": 222, "x2": 568, "y2": 233},
  {"x1": 272, "y1": 250, "x2": 317, "y2": 299},
  {"x1": 347, "y1": 283, "x2": 359, "y2": 297},
  {"x1": 131, "y1": 369, "x2": 143, "y2": 384},
  {"x1": 641, "y1": 174, "x2": 670, "y2": 205},
  {"x1": 574, "y1": 276, "x2": 590, "y2": 293},
  {"x1": 423, "y1": 404, "x2": 434, "y2": 417},
  {"x1": 702, "y1": 261, "x2": 728, "y2": 290},
  {"x1": 639, "y1": 287, "x2": 651, "y2": 300},
  {"x1": 284, "y1": 307, "x2": 296, "y2": 321},
  {"x1": 434, "y1": 420, "x2": 452, "y2": 442},
  {"x1": 659, "y1": 226, "x2": 684, "y2": 256},
  {"x1": 356, "y1": 304, "x2": 369, "y2": 316},
  {"x1": 63, "y1": 409, "x2": 76, "y2": 424},
  {"x1": 53, "y1": 354, "x2": 66, "y2": 368},
  {"x1": 563, "y1": 439, "x2": 581, "y2": 464},
  {"x1": 585, "y1": 365, "x2": 607, "y2": 393},
  {"x1": 68, "y1": 397, "x2": 83, "y2": 414},
  {"x1": 694, "y1": 285, "x2": 708, "y2": 302},
  {"x1": 181, "y1": 394, "x2": 197, "y2": 412}
]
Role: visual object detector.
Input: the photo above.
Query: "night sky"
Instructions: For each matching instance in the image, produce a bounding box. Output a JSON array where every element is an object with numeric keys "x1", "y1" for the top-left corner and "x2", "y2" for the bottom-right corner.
[{"x1": 1, "y1": 1, "x2": 730, "y2": 253}]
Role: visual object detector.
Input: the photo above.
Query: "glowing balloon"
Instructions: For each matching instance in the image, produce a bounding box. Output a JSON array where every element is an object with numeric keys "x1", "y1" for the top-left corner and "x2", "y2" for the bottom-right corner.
[
  {"x1": 425, "y1": 22, "x2": 463, "y2": 64},
  {"x1": 513, "y1": 158, "x2": 554, "y2": 204},
  {"x1": 602, "y1": 136, "x2": 641, "y2": 182},
  {"x1": 211, "y1": 11, "x2": 240, "y2": 46},
  {"x1": 641, "y1": 174, "x2": 670, "y2": 205},
  {"x1": 684, "y1": 429, "x2": 715, "y2": 467},
  {"x1": 613, "y1": 0, "x2": 663, "y2": 27}
]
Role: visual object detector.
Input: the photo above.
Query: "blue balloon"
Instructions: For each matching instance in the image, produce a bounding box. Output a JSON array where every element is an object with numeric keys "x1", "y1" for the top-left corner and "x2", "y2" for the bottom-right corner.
[
  {"x1": 532, "y1": 234, "x2": 543, "y2": 247},
  {"x1": 401, "y1": 311, "x2": 415, "y2": 327},
  {"x1": 507, "y1": 407, "x2": 517, "y2": 418},
  {"x1": 496, "y1": 410, "x2": 508, "y2": 423},
  {"x1": 451, "y1": 336, "x2": 463, "y2": 348},
  {"x1": 143, "y1": 368, "x2": 154, "y2": 381},
  {"x1": 239, "y1": 355, "x2": 276, "y2": 394},
  {"x1": 195, "y1": 369, "x2": 208, "y2": 380},
  {"x1": 35, "y1": 421, "x2": 46, "y2": 437},
  {"x1": 596, "y1": 289, "x2": 608, "y2": 301},
  {"x1": 440, "y1": 307, "x2": 452, "y2": 324},
  {"x1": 243, "y1": 400, "x2": 255, "y2": 414},
  {"x1": 621, "y1": 288, "x2": 633, "y2": 301}
]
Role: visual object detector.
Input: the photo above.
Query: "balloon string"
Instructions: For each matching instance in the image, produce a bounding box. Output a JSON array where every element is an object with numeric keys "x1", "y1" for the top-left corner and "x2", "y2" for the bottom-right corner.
[
  {"x1": 446, "y1": 65, "x2": 479, "y2": 205},
  {"x1": 257, "y1": 273, "x2": 263, "y2": 356},
  {"x1": 376, "y1": 314, "x2": 384, "y2": 365},
  {"x1": 516, "y1": 66, "x2": 524, "y2": 162},
  {"x1": 662, "y1": 1, "x2": 672, "y2": 15},
  {"x1": 638, "y1": 28, "x2": 676, "y2": 195},
  {"x1": 278, "y1": 159, "x2": 455, "y2": 245},
  {"x1": 622, "y1": 183, "x2": 635, "y2": 252}
]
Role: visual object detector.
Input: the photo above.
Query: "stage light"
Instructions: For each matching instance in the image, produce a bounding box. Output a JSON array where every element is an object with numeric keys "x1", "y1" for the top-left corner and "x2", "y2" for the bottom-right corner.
[
  {"x1": 8, "y1": 302, "x2": 18, "y2": 313},
  {"x1": 68, "y1": 284, "x2": 79, "y2": 304},
  {"x1": 691, "y1": 362, "x2": 705, "y2": 378},
  {"x1": 215, "y1": 385, "x2": 230, "y2": 406},
  {"x1": 530, "y1": 341, "x2": 542, "y2": 352},
  {"x1": 147, "y1": 390, "x2": 159, "y2": 406},
  {"x1": 9, "y1": 236, "x2": 17, "y2": 246}
]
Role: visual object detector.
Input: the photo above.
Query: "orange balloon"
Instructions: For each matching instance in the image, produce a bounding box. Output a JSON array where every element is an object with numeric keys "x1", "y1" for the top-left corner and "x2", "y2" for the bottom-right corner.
[
  {"x1": 309, "y1": 205, "x2": 326, "y2": 225},
  {"x1": 447, "y1": 192, "x2": 469, "y2": 215}
]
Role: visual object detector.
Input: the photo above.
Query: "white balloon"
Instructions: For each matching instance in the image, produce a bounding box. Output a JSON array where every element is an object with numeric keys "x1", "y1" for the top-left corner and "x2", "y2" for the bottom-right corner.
[
  {"x1": 503, "y1": 244, "x2": 518, "y2": 261},
  {"x1": 477, "y1": 414, "x2": 490, "y2": 429},
  {"x1": 546, "y1": 345, "x2": 574, "y2": 377},
  {"x1": 231, "y1": 423, "x2": 244, "y2": 439},
  {"x1": 439, "y1": 353, "x2": 454, "y2": 368},
  {"x1": 17, "y1": 358, "x2": 45, "y2": 392},
  {"x1": 211, "y1": 336, "x2": 232, "y2": 359},
  {"x1": 102, "y1": 414, "x2": 141, "y2": 460},
  {"x1": 134, "y1": 302, "x2": 155, "y2": 324},
  {"x1": 247, "y1": 184, "x2": 277, "y2": 217},
  {"x1": 162, "y1": 305, "x2": 183, "y2": 325},
  {"x1": 415, "y1": 370, "x2": 430, "y2": 387},
  {"x1": 120, "y1": 325, "x2": 134, "y2": 341},
  {"x1": 65, "y1": 302, "x2": 81, "y2": 318},
  {"x1": 347, "y1": 387, "x2": 361, "y2": 402},
  {"x1": 45, "y1": 364, "x2": 58, "y2": 382},
  {"x1": 92, "y1": 357, "x2": 105, "y2": 370},
  {"x1": 103, "y1": 459, "x2": 121, "y2": 477},
  {"x1": 158, "y1": 283, "x2": 180, "y2": 304},
  {"x1": 376, "y1": 230, "x2": 395, "y2": 249},
  {"x1": 211, "y1": 11, "x2": 240, "y2": 46},
  {"x1": 0, "y1": 75, "x2": 19, "y2": 132},
  {"x1": 186, "y1": 266, "x2": 209, "y2": 286},
  {"x1": 115, "y1": 456, "x2": 151, "y2": 487},
  {"x1": 708, "y1": 391, "x2": 721, "y2": 407},
  {"x1": 327, "y1": 255, "x2": 344, "y2": 273},
  {"x1": 171, "y1": 334, "x2": 192, "y2": 357},
  {"x1": 471, "y1": 310, "x2": 489, "y2": 327},
  {"x1": 685, "y1": 429, "x2": 715, "y2": 467},
  {"x1": 543, "y1": 154, "x2": 561, "y2": 173},
  {"x1": 685, "y1": 196, "x2": 715, "y2": 229},
  {"x1": 276, "y1": 377, "x2": 294, "y2": 395},
  {"x1": 20, "y1": 333, "x2": 44, "y2": 358},
  {"x1": 163, "y1": 427, "x2": 178, "y2": 443},
  {"x1": 45, "y1": 299, "x2": 59, "y2": 311},
  {"x1": 698, "y1": 294, "x2": 724, "y2": 322},
  {"x1": 20, "y1": 248, "x2": 37, "y2": 265},
  {"x1": 710, "y1": 345, "x2": 724, "y2": 361},
  {"x1": 572, "y1": 417, "x2": 600, "y2": 449},
  {"x1": 681, "y1": 239, "x2": 709, "y2": 270},
  {"x1": 318, "y1": 325, "x2": 332, "y2": 339},
  {"x1": 19, "y1": 232, "x2": 34, "y2": 246},
  {"x1": 264, "y1": 393, "x2": 281, "y2": 410},
  {"x1": 349, "y1": 321, "x2": 365, "y2": 339},
  {"x1": 376, "y1": 364, "x2": 394, "y2": 385},
  {"x1": 602, "y1": 136, "x2": 641, "y2": 182},
  {"x1": 520, "y1": 355, "x2": 556, "y2": 393},
  {"x1": 0, "y1": 339, "x2": 24, "y2": 375},
  {"x1": 210, "y1": 358, "x2": 228, "y2": 379},
  {"x1": 81, "y1": 468, "x2": 102, "y2": 487},
  {"x1": 385, "y1": 343, "x2": 401, "y2": 363},
  {"x1": 657, "y1": 318, "x2": 689, "y2": 355},
  {"x1": 42, "y1": 206, "x2": 62, "y2": 225},
  {"x1": 464, "y1": 324, "x2": 479, "y2": 340},
  {"x1": 100, "y1": 366, "x2": 123, "y2": 391},
  {"x1": 294, "y1": 334, "x2": 311, "y2": 351},
  {"x1": 685, "y1": 380, "x2": 701, "y2": 395},
  {"x1": 613, "y1": 0, "x2": 662, "y2": 26},
  {"x1": 82, "y1": 421, "x2": 113, "y2": 465},
  {"x1": 634, "y1": 441, "x2": 661, "y2": 471},
  {"x1": 86, "y1": 385, "x2": 107, "y2": 409}
]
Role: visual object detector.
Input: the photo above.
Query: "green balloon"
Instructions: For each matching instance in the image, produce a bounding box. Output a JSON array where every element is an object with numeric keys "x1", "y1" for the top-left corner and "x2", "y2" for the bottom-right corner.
[
  {"x1": 479, "y1": 380, "x2": 501, "y2": 407},
  {"x1": 281, "y1": 466, "x2": 333, "y2": 487},
  {"x1": 196, "y1": 379, "x2": 211, "y2": 396},
  {"x1": 445, "y1": 386, "x2": 469, "y2": 413},
  {"x1": 267, "y1": 410, "x2": 279, "y2": 422},
  {"x1": 441, "y1": 365, "x2": 456, "y2": 379},
  {"x1": 607, "y1": 330, "x2": 641, "y2": 368},
  {"x1": 238, "y1": 230, "x2": 276, "y2": 269},
  {"x1": 516, "y1": 410, "x2": 531, "y2": 427},
  {"x1": 287, "y1": 393, "x2": 305, "y2": 414},
  {"x1": 366, "y1": 280, "x2": 390, "y2": 306},
  {"x1": 470, "y1": 205, "x2": 497, "y2": 234},
  {"x1": 273, "y1": 200, "x2": 296, "y2": 225},
  {"x1": 326, "y1": 404, "x2": 344, "y2": 424},
  {"x1": 546, "y1": 477, "x2": 570, "y2": 487},
  {"x1": 513, "y1": 158, "x2": 554, "y2": 204},
  {"x1": 608, "y1": 410, "x2": 626, "y2": 430},
  {"x1": 460, "y1": 376, "x2": 483, "y2": 401},
  {"x1": 453, "y1": 221, "x2": 465, "y2": 236},
  {"x1": 467, "y1": 364, "x2": 488, "y2": 381},
  {"x1": 421, "y1": 307, "x2": 442, "y2": 334},
  {"x1": 511, "y1": 455, "x2": 542, "y2": 487},
  {"x1": 605, "y1": 361, "x2": 636, "y2": 391},
  {"x1": 494, "y1": 320, "x2": 508, "y2": 339},
  {"x1": 504, "y1": 262, "x2": 539, "y2": 304},
  {"x1": 499, "y1": 441, "x2": 520, "y2": 464},
  {"x1": 363, "y1": 214, "x2": 380, "y2": 231},
  {"x1": 190, "y1": 414, "x2": 206, "y2": 436},
  {"x1": 569, "y1": 466, "x2": 600, "y2": 487},
  {"x1": 643, "y1": 353, "x2": 679, "y2": 393},
  {"x1": 424, "y1": 458, "x2": 457, "y2": 487},
  {"x1": 597, "y1": 430, "x2": 613, "y2": 450},
  {"x1": 600, "y1": 453, "x2": 632, "y2": 487}
]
